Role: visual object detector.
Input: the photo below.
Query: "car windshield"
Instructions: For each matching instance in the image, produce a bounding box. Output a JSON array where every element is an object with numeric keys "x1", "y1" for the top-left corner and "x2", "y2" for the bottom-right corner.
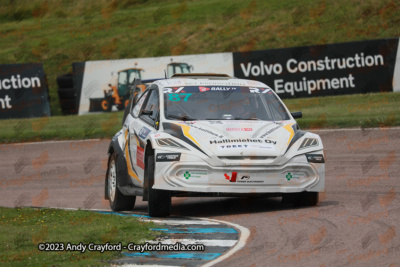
[{"x1": 163, "y1": 86, "x2": 290, "y2": 121}]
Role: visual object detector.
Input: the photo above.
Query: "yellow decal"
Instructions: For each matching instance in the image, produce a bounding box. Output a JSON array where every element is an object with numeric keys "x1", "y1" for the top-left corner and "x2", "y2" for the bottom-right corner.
[
  {"x1": 176, "y1": 123, "x2": 201, "y2": 147},
  {"x1": 135, "y1": 135, "x2": 140, "y2": 146},
  {"x1": 283, "y1": 123, "x2": 295, "y2": 145},
  {"x1": 124, "y1": 130, "x2": 140, "y2": 183}
]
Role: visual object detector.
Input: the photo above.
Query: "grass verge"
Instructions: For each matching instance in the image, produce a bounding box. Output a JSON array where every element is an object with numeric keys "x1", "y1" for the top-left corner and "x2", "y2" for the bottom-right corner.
[
  {"x1": 0, "y1": 92, "x2": 399, "y2": 144},
  {"x1": 0, "y1": 0, "x2": 399, "y2": 115},
  {"x1": 0, "y1": 207, "x2": 158, "y2": 266},
  {"x1": 283, "y1": 92, "x2": 399, "y2": 129}
]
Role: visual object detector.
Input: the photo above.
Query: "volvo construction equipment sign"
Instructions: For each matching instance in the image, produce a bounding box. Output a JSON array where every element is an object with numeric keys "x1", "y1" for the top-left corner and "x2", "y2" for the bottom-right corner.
[
  {"x1": 233, "y1": 38, "x2": 399, "y2": 98},
  {"x1": 0, "y1": 63, "x2": 50, "y2": 119}
]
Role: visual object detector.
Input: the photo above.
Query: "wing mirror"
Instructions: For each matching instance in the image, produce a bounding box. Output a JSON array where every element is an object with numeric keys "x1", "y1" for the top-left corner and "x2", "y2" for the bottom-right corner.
[
  {"x1": 291, "y1": 111, "x2": 302, "y2": 119},
  {"x1": 141, "y1": 110, "x2": 153, "y2": 115}
]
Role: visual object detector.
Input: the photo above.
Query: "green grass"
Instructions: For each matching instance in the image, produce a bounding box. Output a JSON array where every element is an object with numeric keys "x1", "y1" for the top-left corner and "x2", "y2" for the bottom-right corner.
[
  {"x1": 283, "y1": 92, "x2": 400, "y2": 129},
  {"x1": 0, "y1": 207, "x2": 159, "y2": 266},
  {"x1": 0, "y1": 92, "x2": 398, "y2": 144},
  {"x1": 0, "y1": 0, "x2": 399, "y2": 115},
  {"x1": 0, "y1": 111, "x2": 124, "y2": 143}
]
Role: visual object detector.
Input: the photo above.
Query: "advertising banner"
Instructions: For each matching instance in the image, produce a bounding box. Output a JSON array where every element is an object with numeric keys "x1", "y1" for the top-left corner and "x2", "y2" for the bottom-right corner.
[
  {"x1": 233, "y1": 38, "x2": 399, "y2": 98},
  {"x1": 72, "y1": 38, "x2": 400, "y2": 116},
  {"x1": 77, "y1": 53, "x2": 234, "y2": 115},
  {"x1": 0, "y1": 63, "x2": 51, "y2": 119}
]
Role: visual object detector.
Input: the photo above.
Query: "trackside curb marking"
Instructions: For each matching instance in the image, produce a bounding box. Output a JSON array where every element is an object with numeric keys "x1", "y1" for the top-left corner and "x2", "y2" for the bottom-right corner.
[
  {"x1": 195, "y1": 217, "x2": 250, "y2": 267},
  {"x1": 151, "y1": 228, "x2": 238, "y2": 234},
  {"x1": 122, "y1": 252, "x2": 222, "y2": 260},
  {"x1": 42, "y1": 208, "x2": 249, "y2": 267},
  {"x1": 147, "y1": 239, "x2": 237, "y2": 247}
]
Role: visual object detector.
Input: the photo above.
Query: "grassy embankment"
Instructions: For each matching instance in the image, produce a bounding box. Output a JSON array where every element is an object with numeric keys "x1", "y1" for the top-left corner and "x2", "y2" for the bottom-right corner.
[
  {"x1": 0, "y1": 92, "x2": 398, "y2": 143},
  {"x1": 0, "y1": 207, "x2": 159, "y2": 266},
  {"x1": 0, "y1": 0, "x2": 399, "y2": 115}
]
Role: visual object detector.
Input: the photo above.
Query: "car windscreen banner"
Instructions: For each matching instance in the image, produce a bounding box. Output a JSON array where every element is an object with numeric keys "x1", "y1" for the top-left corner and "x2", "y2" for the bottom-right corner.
[
  {"x1": 0, "y1": 63, "x2": 51, "y2": 119},
  {"x1": 76, "y1": 53, "x2": 234, "y2": 115},
  {"x1": 163, "y1": 86, "x2": 271, "y2": 93},
  {"x1": 233, "y1": 38, "x2": 399, "y2": 98}
]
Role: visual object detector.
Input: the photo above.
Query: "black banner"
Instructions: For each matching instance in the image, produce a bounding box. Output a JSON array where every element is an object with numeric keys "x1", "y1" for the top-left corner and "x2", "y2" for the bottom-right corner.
[
  {"x1": 0, "y1": 63, "x2": 51, "y2": 119},
  {"x1": 72, "y1": 62, "x2": 85, "y2": 108},
  {"x1": 233, "y1": 38, "x2": 399, "y2": 98}
]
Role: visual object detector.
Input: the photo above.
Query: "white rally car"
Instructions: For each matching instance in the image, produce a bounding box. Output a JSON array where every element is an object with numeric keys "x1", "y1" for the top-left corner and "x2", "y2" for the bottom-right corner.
[{"x1": 105, "y1": 74, "x2": 325, "y2": 217}]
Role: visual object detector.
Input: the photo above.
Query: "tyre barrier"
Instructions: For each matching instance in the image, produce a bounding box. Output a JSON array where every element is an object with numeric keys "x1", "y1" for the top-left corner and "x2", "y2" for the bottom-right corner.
[
  {"x1": 57, "y1": 73, "x2": 78, "y2": 115},
  {"x1": 59, "y1": 98, "x2": 77, "y2": 115},
  {"x1": 56, "y1": 73, "x2": 74, "y2": 88},
  {"x1": 58, "y1": 87, "x2": 75, "y2": 99}
]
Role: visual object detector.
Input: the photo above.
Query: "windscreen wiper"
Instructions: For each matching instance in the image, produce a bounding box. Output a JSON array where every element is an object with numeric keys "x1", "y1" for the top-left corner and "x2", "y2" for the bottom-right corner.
[{"x1": 167, "y1": 114, "x2": 197, "y2": 121}]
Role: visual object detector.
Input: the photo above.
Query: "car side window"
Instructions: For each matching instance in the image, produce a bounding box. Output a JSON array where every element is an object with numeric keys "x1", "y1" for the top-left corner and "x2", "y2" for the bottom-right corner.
[
  {"x1": 132, "y1": 91, "x2": 149, "y2": 117},
  {"x1": 139, "y1": 90, "x2": 159, "y2": 125}
]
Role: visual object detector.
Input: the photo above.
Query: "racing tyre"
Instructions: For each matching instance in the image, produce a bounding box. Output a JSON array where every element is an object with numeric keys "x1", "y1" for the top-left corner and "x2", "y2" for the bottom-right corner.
[
  {"x1": 297, "y1": 192, "x2": 319, "y2": 206},
  {"x1": 59, "y1": 99, "x2": 77, "y2": 115},
  {"x1": 58, "y1": 87, "x2": 75, "y2": 99},
  {"x1": 107, "y1": 153, "x2": 136, "y2": 211},
  {"x1": 145, "y1": 155, "x2": 171, "y2": 217},
  {"x1": 56, "y1": 73, "x2": 74, "y2": 88},
  {"x1": 282, "y1": 192, "x2": 319, "y2": 206}
]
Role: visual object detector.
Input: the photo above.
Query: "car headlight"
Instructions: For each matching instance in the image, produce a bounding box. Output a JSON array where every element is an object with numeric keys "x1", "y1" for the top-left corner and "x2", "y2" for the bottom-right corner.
[{"x1": 298, "y1": 138, "x2": 319, "y2": 150}]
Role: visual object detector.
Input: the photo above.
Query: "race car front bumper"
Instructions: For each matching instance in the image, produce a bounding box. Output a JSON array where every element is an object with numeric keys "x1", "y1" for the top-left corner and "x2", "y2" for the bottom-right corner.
[{"x1": 153, "y1": 152, "x2": 325, "y2": 194}]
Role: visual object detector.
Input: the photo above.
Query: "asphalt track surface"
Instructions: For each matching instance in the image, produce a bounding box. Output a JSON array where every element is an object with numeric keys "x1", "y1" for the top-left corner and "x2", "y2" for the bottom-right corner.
[{"x1": 1, "y1": 127, "x2": 400, "y2": 266}]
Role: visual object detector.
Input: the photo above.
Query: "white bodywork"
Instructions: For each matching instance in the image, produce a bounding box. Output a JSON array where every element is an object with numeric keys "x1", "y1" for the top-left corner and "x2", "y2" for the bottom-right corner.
[{"x1": 118, "y1": 78, "x2": 325, "y2": 195}]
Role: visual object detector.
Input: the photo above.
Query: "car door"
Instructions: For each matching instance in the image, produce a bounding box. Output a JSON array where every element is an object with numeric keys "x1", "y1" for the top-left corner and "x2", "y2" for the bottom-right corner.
[{"x1": 127, "y1": 87, "x2": 160, "y2": 186}]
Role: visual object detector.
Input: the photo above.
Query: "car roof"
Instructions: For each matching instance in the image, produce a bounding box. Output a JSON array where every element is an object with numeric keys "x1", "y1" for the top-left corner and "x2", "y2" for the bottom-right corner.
[{"x1": 153, "y1": 74, "x2": 271, "y2": 89}]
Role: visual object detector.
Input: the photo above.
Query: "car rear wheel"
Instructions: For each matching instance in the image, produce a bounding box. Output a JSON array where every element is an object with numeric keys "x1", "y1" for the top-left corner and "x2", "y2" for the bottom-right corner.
[
  {"x1": 145, "y1": 155, "x2": 171, "y2": 217},
  {"x1": 282, "y1": 192, "x2": 319, "y2": 206},
  {"x1": 107, "y1": 153, "x2": 136, "y2": 211}
]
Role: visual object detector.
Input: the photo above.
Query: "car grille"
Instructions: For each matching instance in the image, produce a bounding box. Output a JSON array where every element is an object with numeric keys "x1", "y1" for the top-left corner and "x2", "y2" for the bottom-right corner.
[{"x1": 218, "y1": 156, "x2": 277, "y2": 161}]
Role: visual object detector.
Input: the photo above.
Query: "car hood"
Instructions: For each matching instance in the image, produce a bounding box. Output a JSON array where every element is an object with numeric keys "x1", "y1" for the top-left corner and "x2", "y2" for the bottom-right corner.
[{"x1": 162, "y1": 120, "x2": 297, "y2": 157}]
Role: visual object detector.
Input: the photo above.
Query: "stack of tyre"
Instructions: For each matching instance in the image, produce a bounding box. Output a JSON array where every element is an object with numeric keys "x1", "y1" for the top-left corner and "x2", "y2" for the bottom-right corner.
[{"x1": 57, "y1": 73, "x2": 78, "y2": 115}]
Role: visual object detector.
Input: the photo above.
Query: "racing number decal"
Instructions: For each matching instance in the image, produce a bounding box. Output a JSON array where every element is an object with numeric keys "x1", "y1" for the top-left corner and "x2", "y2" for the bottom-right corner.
[{"x1": 168, "y1": 93, "x2": 192, "y2": 101}]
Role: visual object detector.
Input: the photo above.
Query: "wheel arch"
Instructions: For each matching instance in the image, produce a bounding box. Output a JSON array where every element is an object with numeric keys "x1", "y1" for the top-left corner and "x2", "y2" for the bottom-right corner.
[{"x1": 105, "y1": 139, "x2": 131, "y2": 199}]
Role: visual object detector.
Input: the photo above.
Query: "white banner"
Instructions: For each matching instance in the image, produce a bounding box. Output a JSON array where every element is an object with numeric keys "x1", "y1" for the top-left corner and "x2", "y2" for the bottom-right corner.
[{"x1": 78, "y1": 53, "x2": 233, "y2": 115}]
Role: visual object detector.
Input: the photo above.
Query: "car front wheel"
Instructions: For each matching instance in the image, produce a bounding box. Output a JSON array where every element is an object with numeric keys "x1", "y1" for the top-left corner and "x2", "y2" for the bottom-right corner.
[
  {"x1": 145, "y1": 155, "x2": 171, "y2": 217},
  {"x1": 107, "y1": 153, "x2": 136, "y2": 211},
  {"x1": 282, "y1": 192, "x2": 319, "y2": 206}
]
